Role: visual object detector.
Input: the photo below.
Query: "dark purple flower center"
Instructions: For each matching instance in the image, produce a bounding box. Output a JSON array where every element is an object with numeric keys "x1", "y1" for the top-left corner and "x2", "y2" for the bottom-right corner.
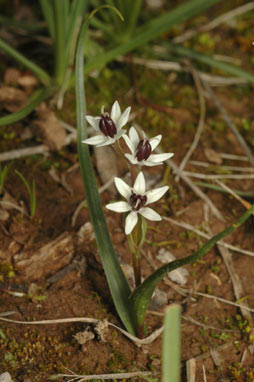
[
  {"x1": 130, "y1": 193, "x2": 147, "y2": 211},
  {"x1": 136, "y1": 139, "x2": 152, "y2": 161},
  {"x1": 99, "y1": 114, "x2": 117, "y2": 138}
]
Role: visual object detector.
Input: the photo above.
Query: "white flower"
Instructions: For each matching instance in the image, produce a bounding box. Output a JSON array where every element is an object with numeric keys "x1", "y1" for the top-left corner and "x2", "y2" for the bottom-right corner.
[
  {"x1": 106, "y1": 172, "x2": 168, "y2": 235},
  {"x1": 82, "y1": 101, "x2": 131, "y2": 147},
  {"x1": 122, "y1": 126, "x2": 174, "y2": 166}
]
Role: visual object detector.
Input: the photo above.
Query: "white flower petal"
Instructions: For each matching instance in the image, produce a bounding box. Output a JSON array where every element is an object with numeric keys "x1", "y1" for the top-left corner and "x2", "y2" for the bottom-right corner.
[
  {"x1": 149, "y1": 153, "x2": 174, "y2": 163},
  {"x1": 122, "y1": 134, "x2": 135, "y2": 154},
  {"x1": 114, "y1": 177, "x2": 132, "y2": 199},
  {"x1": 124, "y1": 153, "x2": 138, "y2": 165},
  {"x1": 129, "y1": 126, "x2": 140, "y2": 149},
  {"x1": 139, "y1": 207, "x2": 162, "y2": 221},
  {"x1": 149, "y1": 135, "x2": 162, "y2": 150},
  {"x1": 133, "y1": 171, "x2": 146, "y2": 194},
  {"x1": 86, "y1": 116, "x2": 101, "y2": 131},
  {"x1": 106, "y1": 201, "x2": 131, "y2": 213},
  {"x1": 82, "y1": 135, "x2": 106, "y2": 146},
  {"x1": 116, "y1": 106, "x2": 131, "y2": 129},
  {"x1": 125, "y1": 211, "x2": 138, "y2": 235},
  {"x1": 96, "y1": 138, "x2": 115, "y2": 147},
  {"x1": 111, "y1": 101, "x2": 121, "y2": 122},
  {"x1": 146, "y1": 186, "x2": 169, "y2": 204},
  {"x1": 141, "y1": 160, "x2": 162, "y2": 167},
  {"x1": 115, "y1": 130, "x2": 126, "y2": 140}
]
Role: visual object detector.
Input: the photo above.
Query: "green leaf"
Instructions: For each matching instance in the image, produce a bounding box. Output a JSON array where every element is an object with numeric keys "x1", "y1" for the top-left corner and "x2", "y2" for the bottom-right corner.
[
  {"x1": 53, "y1": 0, "x2": 67, "y2": 84},
  {"x1": 82, "y1": 0, "x2": 222, "y2": 75},
  {"x1": 75, "y1": 13, "x2": 136, "y2": 335},
  {"x1": 39, "y1": 0, "x2": 55, "y2": 42},
  {"x1": 162, "y1": 305, "x2": 181, "y2": 382},
  {"x1": 130, "y1": 205, "x2": 254, "y2": 328},
  {"x1": 0, "y1": 37, "x2": 51, "y2": 86},
  {"x1": 0, "y1": 86, "x2": 55, "y2": 126}
]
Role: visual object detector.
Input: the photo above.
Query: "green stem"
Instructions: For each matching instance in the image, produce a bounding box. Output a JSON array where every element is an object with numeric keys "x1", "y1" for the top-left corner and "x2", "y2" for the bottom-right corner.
[
  {"x1": 133, "y1": 253, "x2": 141, "y2": 288},
  {"x1": 128, "y1": 215, "x2": 147, "y2": 288},
  {"x1": 0, "y1": 38, "x2": 51, "y2": 86},
  {"x1": 132, "y1": 218, "x2": 143, "y2": 288}
]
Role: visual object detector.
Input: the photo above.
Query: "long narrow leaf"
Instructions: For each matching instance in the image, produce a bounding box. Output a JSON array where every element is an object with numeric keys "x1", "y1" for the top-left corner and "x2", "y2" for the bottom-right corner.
[
  {"x1": 62, "y1": 0, "x2": 70, "y2": 26},
  {"x1": 125, "y1": 0, "x2": 143, "y2": 37},
  {"x1": 53, "y1": 0, "x2": 67, "y2": 84},
  {"x1": 67, "y1": 0, "x2": 88, "y2": 46},
  {"x1": 0, "y1": 38, "x2": 51, "y2": 86},
  {"x1": 75, "y1": 15, "x2": 136, "y2": 335},
  {"x1": 16, "y1": 171, "x2": 36, "y2": 217},
  {"x1": 39, "y1": 0, "x2": 55, "y2": 42},
  {"x1": 162, "y1": 305, "x2": 181, "y2": 382},
  {"x1": 0, "y1": 86, "x2": 55, "y2": 126},
  {"x1": 65, "y1": 0, "x2": 88, "y2": 68},
  {"x1": 130, "y1": 205, "x2": 254, "y2": 328},
  {"x1": 82, "y1": 0, "x2": 222, "y2": 75},
  {"x1": 169, "y1": 44, "x2": 254, "y2": 83},
  {"x1": 0, "y1": 16, "x2": 45, "y2": 32}
]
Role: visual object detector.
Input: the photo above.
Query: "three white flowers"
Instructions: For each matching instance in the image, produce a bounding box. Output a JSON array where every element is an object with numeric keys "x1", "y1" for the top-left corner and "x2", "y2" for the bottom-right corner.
[{"x1": 82, "y1": 100, "x2": 174, "y2": 234}]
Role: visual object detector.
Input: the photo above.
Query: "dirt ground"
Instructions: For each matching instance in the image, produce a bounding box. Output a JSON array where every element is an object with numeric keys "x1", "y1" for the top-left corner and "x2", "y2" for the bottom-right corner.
[{"x1": 0, "y1": 2, "x2": 254, "y2": 382}]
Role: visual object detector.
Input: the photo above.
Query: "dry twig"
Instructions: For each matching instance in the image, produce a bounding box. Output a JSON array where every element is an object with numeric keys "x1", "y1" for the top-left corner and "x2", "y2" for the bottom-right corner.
[
  {"x1": 173, "y1": 2, "x2": 253, "y2": 44},
  {"x1": 118, "y1": 56, "x2": 248, "y2": 86},
  {"x1": 215, "y1": 180, "x2": 254, "y2": 213},
  {"x1": 57, "y1": 370, "x2": 153, "y2": 381},
  {"x1": 183, "y1": 171, "x2": 254, "y2": 180},
  {"x1": 186, "y1": 358, "x2": 196, "y2": 382},
  {"x1": 204, "y1": 83, "x2": 254, "y2": 167},
  {"x1": 176, "y1": 66, "x2": 206, "y2": 181},
  {"x1": 0, "y1": 316, "x2": 164, "y2": 346},
  {"x1": 189, "y1": 160, "x2": 253, "y2": 172}
]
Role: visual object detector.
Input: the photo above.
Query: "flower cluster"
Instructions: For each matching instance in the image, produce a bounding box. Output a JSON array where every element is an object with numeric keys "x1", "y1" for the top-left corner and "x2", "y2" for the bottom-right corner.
[{"x1": 82, "y1": 101, "x2": 174, "y2": 234}]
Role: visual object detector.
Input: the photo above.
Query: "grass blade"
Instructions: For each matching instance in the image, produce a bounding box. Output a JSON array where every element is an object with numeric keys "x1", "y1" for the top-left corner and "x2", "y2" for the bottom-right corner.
[
  {"x1": 82, "y1": 0, "x2": 222, "y2": 75},
  {"x1": 75, "y1": 15, "x2": 135, "y2": 335},
  {"x1": 125, "y1": 0, "x2": 143, "y2": 37},
  {"x1": 39, "y1": 0, "x2": 55, "y2": 42},
  {"x1": 16, "y1": 171, "x2": 36, "y2": 217},
  {"x1": 0, "y1": 16, "x2": 46, "y2": 32},
  {"x1": 162, "y1": 305, "x2": 181, "y2": 382},
  {"x1": 0, "y1": 161, "x2": 13, "y2": 194},
  {"x1": 0, "y1": 86, "x2": 55, "y2": 126},
  {"x1": 0, "y1": 37, "x2": 51, "y2": 86},
  {"x1": 169, "y1": 44, "x2": 254, "y2": 83},
  {"x1": 53, "y1": 0, "x2": 67, "y2": 84},
  {"x1": 130, "y1": 204, "x2": 254, "y2": 328}
]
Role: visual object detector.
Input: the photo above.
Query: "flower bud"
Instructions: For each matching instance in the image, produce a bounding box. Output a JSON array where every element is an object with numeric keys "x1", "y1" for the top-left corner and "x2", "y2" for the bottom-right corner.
[
  {"x1": 99, "y1": 115, "x2": 117, "y2": 138},
  {"x1": 130, "y1": 193, "x2": 147, "y2": 211},
  {"x1": 136, "y1": 139, "x2": 152, "y2": 161}
]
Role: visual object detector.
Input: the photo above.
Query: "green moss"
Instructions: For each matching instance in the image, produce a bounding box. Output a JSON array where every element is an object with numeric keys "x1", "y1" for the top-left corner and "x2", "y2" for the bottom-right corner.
[
  {"x1": 0, "y1": 327, "x2": 68, "y2": 377},
  {"x1": 107, "y1": 349, "x2": 128, "y2": 371}
]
